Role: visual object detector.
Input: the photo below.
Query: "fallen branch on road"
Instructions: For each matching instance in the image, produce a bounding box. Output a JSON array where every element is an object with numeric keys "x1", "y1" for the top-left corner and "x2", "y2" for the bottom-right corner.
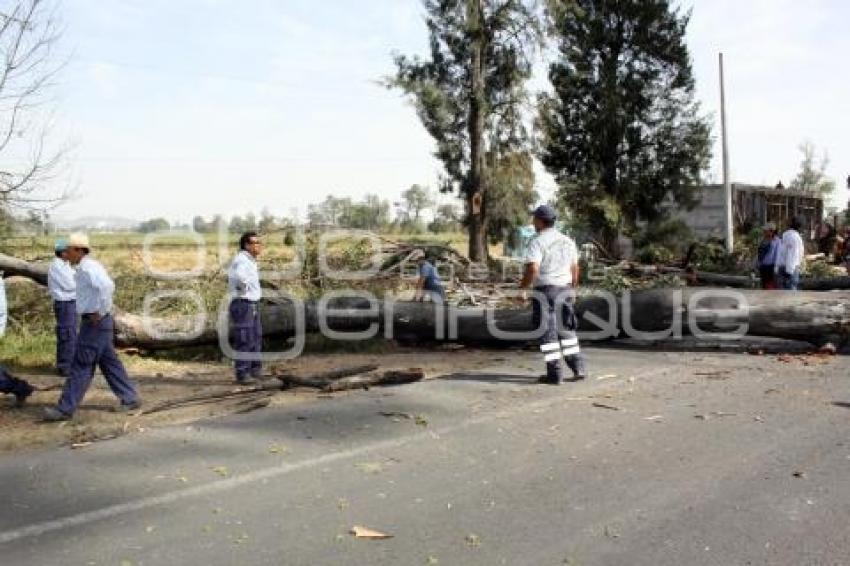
[{"x1": 277, "y1": 365, "x2": 424, "y2": 392}]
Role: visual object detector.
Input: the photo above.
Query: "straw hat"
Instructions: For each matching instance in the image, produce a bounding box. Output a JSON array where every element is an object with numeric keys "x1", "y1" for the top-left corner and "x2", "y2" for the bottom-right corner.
[{"x1": 68, "y1": 232, "x2": 91, "y2": 250}]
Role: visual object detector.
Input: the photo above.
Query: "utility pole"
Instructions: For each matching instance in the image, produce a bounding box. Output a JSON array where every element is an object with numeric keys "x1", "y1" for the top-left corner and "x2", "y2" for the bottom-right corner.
[{"x1": 719, "y1": 53, "x2": 733, "y2": 254}]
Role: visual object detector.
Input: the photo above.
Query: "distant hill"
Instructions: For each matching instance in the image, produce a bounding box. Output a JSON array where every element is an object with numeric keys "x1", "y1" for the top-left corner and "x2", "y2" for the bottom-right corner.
[{"x1": 52, "y1": 216, "x2": 140, "y2": 232}]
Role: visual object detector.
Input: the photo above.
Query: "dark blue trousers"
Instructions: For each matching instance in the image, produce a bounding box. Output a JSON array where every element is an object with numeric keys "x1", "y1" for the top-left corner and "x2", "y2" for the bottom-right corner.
[
  {"x1": 532, "y1": 285, "x2": 587, "y2": 381},
  {"x1": 230, "y1": 299, "x2": 262, "y2": 379},
  {"x1": 56, "y1": 315, "x2": 139, "y2": 415},
  {"x1": 53, "y1": 300, "x2": 77, "y2": 375},
  {"x1": 0, "y1": 366, "x2": 33, "y2": 397}
]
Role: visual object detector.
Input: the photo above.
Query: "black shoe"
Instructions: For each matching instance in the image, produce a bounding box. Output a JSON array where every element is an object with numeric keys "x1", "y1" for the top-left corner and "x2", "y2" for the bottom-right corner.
[
  {"x1": 537, "y1": 375, "x2": 564, "y2": 385},
  {"x1": 113, "y1": 400, "x2": 143, "y2": 413},
  {"x1": 235, "y1": 376, "x2": 259, "y2": 386},
  {"x1": 43, "y1": 407, "x2": 72, "y2": 422},
  {"x1": 13, "y1": 386, "x2": 34, "y2": 408},
  {"x1": 565, "y1": 374, "x2": 587, "y2": 382}
]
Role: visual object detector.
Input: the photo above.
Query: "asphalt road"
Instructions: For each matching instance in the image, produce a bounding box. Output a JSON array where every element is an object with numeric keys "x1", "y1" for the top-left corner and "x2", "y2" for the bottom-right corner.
[{"x1": 0, "y1": 347, "x2": 848, "y2": 566}]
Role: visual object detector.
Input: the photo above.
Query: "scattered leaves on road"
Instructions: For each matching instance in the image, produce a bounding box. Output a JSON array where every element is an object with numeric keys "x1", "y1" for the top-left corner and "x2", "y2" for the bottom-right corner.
[
  {"x1": 355, "y1": 462, "x2": 385, "y2": 474},
  {"x1": 350, "y1": 525, "x2": 393, "y2": 539},
  {"x1": 211, "y1": 466, "x2": 230, "y2": 477},
  {"x1": 268, "y1": 443, "x2": 288, "y2": 455},
  {"x1": 465, "y1": 534, "x2": 481, "y2": 547},
  {"x1": 592, "y1": 403, "x2": 620, "y2": 411}
]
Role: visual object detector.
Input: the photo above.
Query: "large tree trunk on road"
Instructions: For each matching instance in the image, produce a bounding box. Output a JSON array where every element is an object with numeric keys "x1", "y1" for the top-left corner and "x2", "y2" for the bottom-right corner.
[
  {"x1": 3, "y1": 252, "x2": 846, "y2": 350},
  {"x1": 115, "y1": 290, "x2": 850, "y2": 350}
]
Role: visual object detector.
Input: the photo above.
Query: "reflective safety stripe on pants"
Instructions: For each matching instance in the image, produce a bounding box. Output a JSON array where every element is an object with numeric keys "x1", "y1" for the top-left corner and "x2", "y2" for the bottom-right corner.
[{"x1": 532, "y1": 285, "x2": 587, "y2": 379}]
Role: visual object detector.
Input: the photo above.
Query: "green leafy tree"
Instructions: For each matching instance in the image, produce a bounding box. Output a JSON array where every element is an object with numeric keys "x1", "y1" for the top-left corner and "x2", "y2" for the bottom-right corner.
[
  {"x1": 400, "y1": 184, "x2": 435, "y2": 223},
  {"x1": 486, "y1": 151, "x2": 538, "y2": 244},
  {"x1": 192, "y1": 215, "x2": 208, "y2": 233},
  {"x1": 388, "y1": 0, "x2": 542, "y2": 260},
  {"x1": 258, "y1": 207, "x2": 279, "y2": 233},
  {"x1": 429, "y1": 203, "x2": 462, "y2": 233},
  {"x1": 538, "y1": 0, "x2": 712, "y2": 246},
  {"x1": 138, "y1": 218, "x2": 171, "y2": 233},
  {"x1": 789, "y1": 141, "x2": 835, "y2": 195}
]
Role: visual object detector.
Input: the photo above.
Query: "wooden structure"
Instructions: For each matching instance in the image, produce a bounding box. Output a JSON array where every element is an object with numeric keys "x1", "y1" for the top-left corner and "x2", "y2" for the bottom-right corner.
[{"x1": 672, "y1": 184, "x2": 824, "y2": 239}]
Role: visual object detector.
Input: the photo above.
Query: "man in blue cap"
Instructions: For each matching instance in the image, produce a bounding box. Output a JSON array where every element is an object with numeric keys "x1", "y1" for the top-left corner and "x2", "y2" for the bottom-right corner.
[
  {"x1": 519, "y1": 205, "x2": 587, "y2": 384},
  {"x1": 43, "y1": 233, "x2": 141, "y2": 421},
  {"x1": 48, "y1": 238, "x2": 77, "y2": 376},
  {"x1": 0, "y1": 275, "x2": 34, "y2": 406}
]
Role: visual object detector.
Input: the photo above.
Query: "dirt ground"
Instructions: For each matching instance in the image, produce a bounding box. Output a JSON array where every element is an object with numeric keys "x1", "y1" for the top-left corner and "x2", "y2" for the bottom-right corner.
[{"x1": 0, "y1": 345, "x2": 501, "y2": 453}]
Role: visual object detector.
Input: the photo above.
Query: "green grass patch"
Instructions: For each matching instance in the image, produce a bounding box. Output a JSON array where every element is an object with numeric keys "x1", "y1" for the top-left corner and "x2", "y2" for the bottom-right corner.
[{"x1": 0, "y1": 329, "x2": 55, "y2": 370}]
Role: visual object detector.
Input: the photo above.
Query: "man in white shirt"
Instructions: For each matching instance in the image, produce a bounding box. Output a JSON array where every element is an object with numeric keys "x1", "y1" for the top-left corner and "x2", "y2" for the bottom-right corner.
[
  {"x1": 228, "y1": 231, "x2": 263, "y2": 384},
  {"x1": 519, "y1": 205, "x2": 587, "y2": 384},
  {"x1": 47, "y1": 238, "x2": 77, "y2": 376},
  {"x1": 775, "y1": 217, "x2": 805, "y2": 291},
  {"x1": 0, "y1": 274, "x2": 6, "y2": 337},
  {"x1": 44, "y1": 233, "x2": 141, "y2": 421}
]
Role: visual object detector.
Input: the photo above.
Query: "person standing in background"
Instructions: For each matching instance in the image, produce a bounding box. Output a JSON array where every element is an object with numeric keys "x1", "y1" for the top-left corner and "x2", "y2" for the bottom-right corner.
[
  {"x1": 47, "y1": 239, "x2": 77, "y2": 376},
  {"x1": 756, "y1": 223, "x2": 781, "y2": 290},
  {"x1": 775, "y1": 217, "x2": 805, "y2": 291},
  {"x1": 228, "y1": 231, "x2": 263, "y2": 385},
  {"x1": 0, "y1": 273, "x2": 6, "y2": 338}
]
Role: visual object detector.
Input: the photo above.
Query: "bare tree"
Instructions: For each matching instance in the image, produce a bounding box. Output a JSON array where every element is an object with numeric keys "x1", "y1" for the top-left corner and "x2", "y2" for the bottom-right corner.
[{"x1": 0, "y1": 0, "x2": 66, "y2": 216}]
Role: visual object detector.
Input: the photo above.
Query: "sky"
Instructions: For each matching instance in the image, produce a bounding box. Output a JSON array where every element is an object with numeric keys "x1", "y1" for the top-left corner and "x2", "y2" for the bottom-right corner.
[{"x1": 47, "y1": 0, "x2": 849, "y2": 223}]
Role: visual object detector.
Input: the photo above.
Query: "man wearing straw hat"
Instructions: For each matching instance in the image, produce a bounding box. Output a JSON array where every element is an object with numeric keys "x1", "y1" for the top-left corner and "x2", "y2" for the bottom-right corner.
[
  {"x1": 43, "y1": 233, "x2": 141, "y2": 421},
  {"x1": 48, "y1": 238, "x2": 77, "y2": 376}
]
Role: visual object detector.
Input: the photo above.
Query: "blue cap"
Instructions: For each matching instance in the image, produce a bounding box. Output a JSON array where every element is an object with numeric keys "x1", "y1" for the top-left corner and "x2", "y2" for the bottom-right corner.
[
  {"x1": 54, "y1": 238, "x2": 69, "y2": 253},
  {"x1": 532, "y1": 205, "x2": 557, "y2": 222}
]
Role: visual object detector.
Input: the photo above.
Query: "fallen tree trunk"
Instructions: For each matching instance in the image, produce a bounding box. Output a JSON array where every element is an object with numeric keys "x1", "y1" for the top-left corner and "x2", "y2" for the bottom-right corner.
[
  {"x1": 2, "y1": 253, "x2": 847, "y2": 349},
  {"x1": 114, "y1": 289, "x2": 850, "y2": 350},
  {"x1": 630, "y1": 264, "x2": 850, "y2": 291},
  {"x1": 0, "y1": 253, "x2": 48, "y2": 285}
]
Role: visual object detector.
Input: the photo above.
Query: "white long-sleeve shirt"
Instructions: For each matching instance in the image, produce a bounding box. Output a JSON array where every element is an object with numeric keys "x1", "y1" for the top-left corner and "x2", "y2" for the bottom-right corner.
[
  {"x1": 228, "y1": 251, "x2": 262, "y2": 301},
  {"x1": 775, "y1": 229, "x2": 805, "y2": 274},
  {"x1": 47, "y1": 257, "x2": 77, "y2": 302},
  {"x1": 75, "y1": 256, "x2": 116, "y2": 316},
  {"x1": 0, "y1": 276, "x2": 6, "y2": 337}
]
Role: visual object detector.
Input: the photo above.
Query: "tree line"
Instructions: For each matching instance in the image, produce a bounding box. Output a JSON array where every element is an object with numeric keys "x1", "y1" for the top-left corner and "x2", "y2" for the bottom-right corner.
[
  {"x1": 0, "y1": 1, "x2": 842, "y2": 255},
  {"x1": 139, "y1": 186, "x2": 467, "y2": 236}
]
